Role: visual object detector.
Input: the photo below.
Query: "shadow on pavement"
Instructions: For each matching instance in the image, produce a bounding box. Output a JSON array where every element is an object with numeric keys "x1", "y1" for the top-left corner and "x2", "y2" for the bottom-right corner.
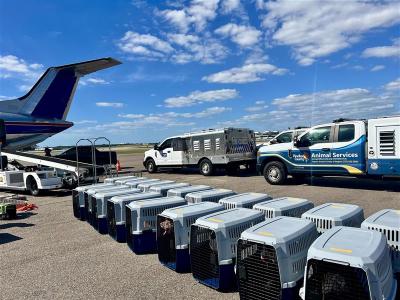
[
  {"x1": 0, "y1": 222, "x2": 35, "y2": 230},
  {"x1": 0, "y1": 233, "x2": 23, "y2": 245}
]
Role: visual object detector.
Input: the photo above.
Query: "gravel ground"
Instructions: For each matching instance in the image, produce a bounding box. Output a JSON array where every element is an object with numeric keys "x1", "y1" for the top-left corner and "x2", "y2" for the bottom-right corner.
[{"x1": 1, "y1": 153, "x2": 399, "y2": 299}]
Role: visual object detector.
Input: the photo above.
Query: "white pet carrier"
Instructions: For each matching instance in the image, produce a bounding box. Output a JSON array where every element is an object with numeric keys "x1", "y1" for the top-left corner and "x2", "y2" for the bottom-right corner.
[
  {"x1": 304, "y1": 226, "x2": 397, "y2": 300},
  {"x1": 219, "y1": 193, "x2": 272, "y2": 209},
  {"x1": 137, "y1": 180, "x2": 175, "y2": 192},
  {"x1": 301, "y1": 203, "x2": 364, "y2": 234},
  {"x1": 185, "y1": 188, "x2": 236, "y2": 203},
  {"x1": 104, "y1": 175, "x2": 138, "y2": 184},
  {"x1": 157, "y1": 202, "x2": 224, "y2": 273},
  {"x1": 253, "y1": 197, "x2": 314, "y2": 219},
  {"x1": 125, "y1": 196, "x2": 186, "y2": 254},
  {"x1": 167, "y1": 185, "x2": 212, "y2": 197},
  {"x1": 149, "y1": 182, "x2": 191, "y2": 196},
  {"x1": 237, "y1": 216, "x2": 318, "y2": 300},
  {"x1": 190, "y1": 208, "x2": 264, "y2": 291},
  {"x1": 123, "y1": 178, "x2": 157, "y2": 188},
  {"x1": 107, "y1": 191, "x2": 160, "y2": 242}
]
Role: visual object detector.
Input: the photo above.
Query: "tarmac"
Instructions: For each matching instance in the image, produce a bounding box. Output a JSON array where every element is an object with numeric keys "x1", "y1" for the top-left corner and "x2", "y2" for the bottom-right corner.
[{"x1": 1, "y1": 153, "x2": 399, "y2": 299}]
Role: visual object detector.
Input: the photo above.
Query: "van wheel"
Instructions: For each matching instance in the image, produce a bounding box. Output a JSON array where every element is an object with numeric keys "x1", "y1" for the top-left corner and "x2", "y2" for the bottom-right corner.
[
  {"x1": 263, "y1": 161, "x2": 287, "y2": 185},
  {"x1": 146, "y1": 159, "x2": 157, "y2": 173},
  {"x1": 27, "y1": 176, "x2": 40, "y2": 196},
  {"x1": 199, "y1": 159, "x2": 213, "y2": 176}
]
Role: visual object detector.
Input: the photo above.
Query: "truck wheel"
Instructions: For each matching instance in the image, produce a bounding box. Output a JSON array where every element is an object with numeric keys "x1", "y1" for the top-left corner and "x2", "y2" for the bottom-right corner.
[
  {"x1": 199, "y1": 159, "x2": 213, "y2": 176},
  {"x1": 27, "y1": 176, "x2": 40, "y2": 196},
  {"x1": 263, "y1": 161, "x2": 287, "y2": 185},
  {"x1": 146, "y1": 159, "x2": 157, "y2": 173}
]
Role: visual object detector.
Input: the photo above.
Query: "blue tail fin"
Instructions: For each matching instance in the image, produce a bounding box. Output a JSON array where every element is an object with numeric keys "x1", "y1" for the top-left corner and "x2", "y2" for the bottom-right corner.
[{"x1": 17, "y1": 57, "x2": 121, "y2": 120}]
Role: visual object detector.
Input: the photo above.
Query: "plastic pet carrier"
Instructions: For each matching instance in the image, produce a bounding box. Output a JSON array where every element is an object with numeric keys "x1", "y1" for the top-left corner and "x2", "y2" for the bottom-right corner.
[
  {"x1": 237, "y1": 216, "x2": 318, "y2": 300},
  {"x1": 185, "y1": 189, "x2": 236, "y2": 204},
  {"x1": 149, "y1": 182, "x2": 191, "y2": 196},
  {"x1": 362, "y1": 209, "x2": 400, "y2": 275},
  {"x1": 137, "y1": 180, "x2": 175, "y2": 192},
  {"x1": 253, "y1": 197, "x2": 314, "y2": 219},
  {"x1": 114, "y1": 176, "x2": 147, "y2": 186},
  {"x1": 93, "y1": 188, "x2": 141, "y2": 234},
  {"x1": 219, "y1": 193, "x2": 272, "y2": 209},
  {"x1": 82, "y1": 184, "x2": 117, "y2": 222},
  {"x1": 126, "y1": 196, "x2": 186, "y2": 254},
  {"x1": 157, "y1": 202, "x2": 224, "y2": 273},
  {"x1": 190, "y1": 208, "x2": 264, "y2": 291},
  {"x1": 304, "y1": 226, "x2": 397, "y2": 300},
  {"x1": 73, "y1": 183, "x2": 114, "y2": 220},
  {"x1": 301, "y1": 203, "x2": 364, "y2": 234},
  {"x1": 124, "y1": 177, "x2": 156, "y2": 188},
  {"x1": 86, "y1": 185, "x2": 132, "y2": 225},
  {"x1": 166, "y1": 185, "x2": 212, "y2": 197},
  {"x1": 104, "y1": 175, "x2": 138, "y2": 184},
  {"x1": 107, "y1": 192, "x2": 160, "y2": 242}
]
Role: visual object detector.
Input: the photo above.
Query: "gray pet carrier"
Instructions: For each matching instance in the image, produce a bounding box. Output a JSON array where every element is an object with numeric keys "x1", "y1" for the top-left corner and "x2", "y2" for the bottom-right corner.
[
  {"x1": 362, "y1": 209, "x2": 400, "y2": 274},
  {"x1": 219, "y1": 192, "x2": 272, "y2": 209},
  {"x1": 304, "y1": 226, "x2": 397, "y2": 300},
  {"x1": 190, "y1": 208, "x2": 264, "y2": 291},
  {"x1": 107, "y1": 191, "x2": 160, "y2": 242},
  {"x1": 122, "y1": 177, "x2": 156, "y2": 188},
  {"x1": 73, "y1": 183, "x2": 114, "y2": 220},
  {"x1": 149, "y1": 182, "x2": 191, "y2": 196},
  {"x1": 253, "y1": 197, "x2": 314, "y2": 219},
  {"x1": 93, "y1": 187, "x2": 141, "y2": 234},
  {"x1": 104, "y1": 175, "x2": 138, "y2": 184},
  {"x1": 137, "y1": 180, "x2": 175, "y2": 192},
  {"x1": 167, "y1": 185, "x2": 212, "y2": 197},
  {"x1": 185, "y1": 188, "x2": 236, "y2": 203},
  {"x1": 125, "y1": 196, "x2": 186, "y2": 254},
  {"x1": 237, "y1": 216, "x2": 318, "y2": 300},
  {"x1": 301, "y1": 203, "x2": 364, "y2": 234},
  {"x1": 157, "y1": 202, "x2": 224, "y2": 273}
]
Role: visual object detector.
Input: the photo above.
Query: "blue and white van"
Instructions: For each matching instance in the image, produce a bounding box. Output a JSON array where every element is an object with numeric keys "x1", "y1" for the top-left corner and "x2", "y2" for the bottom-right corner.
[{"x1": 257, "y1": 116, "x2": 400, "y2": 184}]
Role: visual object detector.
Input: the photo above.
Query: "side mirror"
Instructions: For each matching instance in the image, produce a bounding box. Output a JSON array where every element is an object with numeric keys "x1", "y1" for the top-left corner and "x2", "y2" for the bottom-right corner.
[
  {"x1": 153, "y1": 144, "x2": 158, "y2": 150},
  {"x1": 270, "y1": 138, "x2": 277, "y2": 145}
]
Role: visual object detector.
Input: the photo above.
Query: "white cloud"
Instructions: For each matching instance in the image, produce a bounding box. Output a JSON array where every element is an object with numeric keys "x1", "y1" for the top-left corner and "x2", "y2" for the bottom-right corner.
[
  {"x1": 0, "y1": 95, "x2": 17, "y2": 100},
  {"x1": 384, "y1": 77, "x2": 400, "y2": 92},
  {"x1": 118, "y1": 31, "x2": 174, "y2": 59},
  {"x1": 0, "y1": 55, "x2": 43, "y2": 80},
  {"x1": 80, "y1": 77, "x2": 110, "y2": 86},
  {"x1": 258, "y1": 0, "x2": 400, "y2": 65},
  {"x1": 117, "y1": 113, "x2": 145, "y2": 119},
  {"x1": 74, "y1": 120, "x2": 98, "y2": 125},
  {"x1": 164, "y1": 89, "x2": 238, "y2": 107},
  {"x1": 362, "y1": 39, "x2": 400, "y2": 58},
  {"x1": 96, "y1": 102, "x2": 124, "y2": 108},
  {"x1": 370, "y1": 65, "x2": 385, "y2": 72},
  {"x1": 221, "y1": 0, "x2": 240, "y2": 13},
  {"x1": 202, "y1": 63, "x2": 288, "y2": 84},
  {"x1": 245, "y1": 101, "x2": 268, "y2": 112},
  {"x1": 215, "y1": 23, "x2": 261, "y2": 47},
  {"x1": 160, "y1": 0, "x2": 219, "y2": 32}
]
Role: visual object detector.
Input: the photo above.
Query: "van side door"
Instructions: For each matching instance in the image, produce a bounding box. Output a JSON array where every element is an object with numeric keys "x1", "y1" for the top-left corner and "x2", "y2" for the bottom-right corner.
[
  {"x1": 155, "y1": 139, "x2": 172, "y2": 166},
  {"x1": 170, "y1": 138, "x2": 187, "y2": 166}
]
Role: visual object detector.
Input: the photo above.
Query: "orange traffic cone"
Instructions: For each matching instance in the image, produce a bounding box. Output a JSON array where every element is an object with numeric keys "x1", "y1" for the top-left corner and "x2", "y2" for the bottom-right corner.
[{"x1": 116, "y1": 160, "x2": 121, "y2": 172}]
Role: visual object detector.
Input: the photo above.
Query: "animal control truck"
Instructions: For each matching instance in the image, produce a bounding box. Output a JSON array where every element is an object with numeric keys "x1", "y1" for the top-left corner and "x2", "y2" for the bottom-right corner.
[
  {"x1": 144, "y1": 128, "x2": 256, "y2": 176},
  {"x1": 257, "y1": 116, "x2": 400, "y2": 184}
]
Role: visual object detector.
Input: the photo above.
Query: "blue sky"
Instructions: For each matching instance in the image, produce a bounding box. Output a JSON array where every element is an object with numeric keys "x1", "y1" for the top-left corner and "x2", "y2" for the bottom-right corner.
[{"x1": 0, "y1": 0, "x2": 399, "y2": 146}]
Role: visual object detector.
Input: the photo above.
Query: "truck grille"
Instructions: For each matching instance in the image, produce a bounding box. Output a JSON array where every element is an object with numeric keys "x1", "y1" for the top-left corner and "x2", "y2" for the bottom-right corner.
[
  {"x1": 190, "y1": 226, "x2": 219, "y2": 285},
  {"x1": 107, "y1": 202, "x2": 116, "y2": 237},
  {"x1": 305, "y1": 259, "x2": 371, "y2": 300},
  {"x1": 72, "y1": 190, "x2": 79, "y2": 218},
  {"x1": 237, "y1": 240, "x2": 281, "y2": 300},
  {"x1": 157, "y1": 216, "x2": 176, "y2": 266},
  {"x1": 125, "y1": 206, "x2": 132, "y2": 242}
]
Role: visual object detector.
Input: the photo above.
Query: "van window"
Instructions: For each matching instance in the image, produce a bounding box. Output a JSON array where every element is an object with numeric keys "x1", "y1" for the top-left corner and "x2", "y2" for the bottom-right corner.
[
  {"x1": 159, "y1": 139, "x2": 172, "y2": 149},
  {"x1": 338, "y1": 124, "x2": 355, "y2": 142},
  {"x1": 172, "y1": 138, "x2": 186, "y2": 151},
  {"x1": 302, "y1": 126, "x2": 332, "y2": 145},
  {"x1": 276, "y1": 132, "x2": 293, "y2": 143}
]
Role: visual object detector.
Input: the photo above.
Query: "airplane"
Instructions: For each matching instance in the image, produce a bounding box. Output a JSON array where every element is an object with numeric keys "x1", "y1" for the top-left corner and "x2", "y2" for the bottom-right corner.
[{"x1": 0, "y1": 57, "x2": 121, "y2": 150}]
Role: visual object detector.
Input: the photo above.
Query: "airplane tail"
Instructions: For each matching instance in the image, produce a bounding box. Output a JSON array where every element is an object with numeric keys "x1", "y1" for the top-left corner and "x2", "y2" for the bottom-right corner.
[{"x1": 14, "y1": 57, "x2": 121, "y2": 120}]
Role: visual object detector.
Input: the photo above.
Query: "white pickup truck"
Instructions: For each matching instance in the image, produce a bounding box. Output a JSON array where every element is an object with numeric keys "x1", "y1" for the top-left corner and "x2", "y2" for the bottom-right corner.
[{"x1": 257, "y1": 116, "x2": 400, "y2": 184}]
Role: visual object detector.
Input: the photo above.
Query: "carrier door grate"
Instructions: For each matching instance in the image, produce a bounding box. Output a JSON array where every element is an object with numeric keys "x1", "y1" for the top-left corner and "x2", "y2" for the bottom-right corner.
[
  {"x1": 84, "y1": 194, "x2": 89, "y2": 215},
  {"x1": 107, "y1": 202, "x2": 116, "y2": 237},
  {"x1": 157, "y1": 216, "x2": 176, "y2": 266},
  {"x1": 190, "y1": 226, "x2": 219, "y2": 284},
  {"x1": 125, "y1": 206, "x2": 132, "y2": 241},
  {"x1": 72, "y1": 191, "x2": 79, "y2": 217},
  {"x1": 237, "y1": 240, "x2": 281, "y2": 300},
  {"x1": 305, "y1": 259, "x2": 371, "y2": 300},
  {"x1": 91, "y1": 196, "x2": 97, "y2": 219}
]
